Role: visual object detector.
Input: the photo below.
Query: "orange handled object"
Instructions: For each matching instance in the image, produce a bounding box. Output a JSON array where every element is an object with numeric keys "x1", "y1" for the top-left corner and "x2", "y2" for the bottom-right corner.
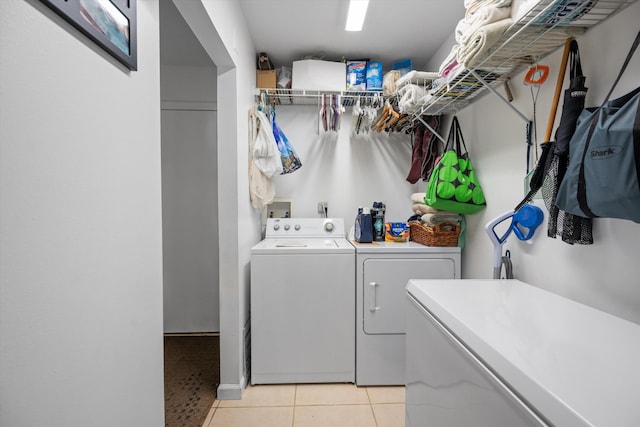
[{"x1": 524, "y1": 64, "x2": 550, "y2": 85}]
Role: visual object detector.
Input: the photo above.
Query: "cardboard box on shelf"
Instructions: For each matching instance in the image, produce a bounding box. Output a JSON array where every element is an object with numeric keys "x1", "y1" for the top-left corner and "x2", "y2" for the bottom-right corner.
[
  {"x1": 366, "y1": 62, "x2": 383, "y2": 91},
  {"x1": 292, "y1": 60, "x2": 346, "y2": 92},
  {"x1": 256, "y1": 70, "x2": 276, "y2": 88}
]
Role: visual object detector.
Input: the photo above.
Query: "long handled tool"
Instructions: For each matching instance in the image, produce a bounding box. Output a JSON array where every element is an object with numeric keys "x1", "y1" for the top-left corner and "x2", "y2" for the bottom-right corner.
[
  {"x1": 545, "y1": 38, "x2": 574, "y2": 142},
  {"x1": 515, "y1": 38, "x2": 573, "y2": 211}
]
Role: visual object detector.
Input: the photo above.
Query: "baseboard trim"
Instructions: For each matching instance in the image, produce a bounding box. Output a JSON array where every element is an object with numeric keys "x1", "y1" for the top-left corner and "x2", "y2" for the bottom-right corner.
[
  {"x1": 163, "y1": 332, "x2": 220, "y2": 337},
  {"x1": 217, "y1": 375, "x2": 248, "y2": 400}
]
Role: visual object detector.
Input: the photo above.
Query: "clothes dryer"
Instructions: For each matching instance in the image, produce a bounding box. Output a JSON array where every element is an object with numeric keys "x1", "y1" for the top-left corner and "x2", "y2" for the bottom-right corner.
[{"x1": 351, "y1": 239, "x2": 461, "y2": 385}]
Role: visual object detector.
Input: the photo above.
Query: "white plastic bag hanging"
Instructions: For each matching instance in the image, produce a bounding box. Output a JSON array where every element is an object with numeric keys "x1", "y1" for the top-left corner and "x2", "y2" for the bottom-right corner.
[
  {"x1": 249, "y1": 106, "x2": 276, "y2": 209},
  {"x1": 253, "y1": 109, "x2": 282, "y2": 177}
]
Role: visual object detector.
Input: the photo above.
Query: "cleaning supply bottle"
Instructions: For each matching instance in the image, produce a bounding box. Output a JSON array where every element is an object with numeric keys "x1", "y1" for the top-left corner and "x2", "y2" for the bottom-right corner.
[
  {"x1": 355, "y1": 207, "x2": 373, "y2": 243},
  {"x1": 354, "y1": 206, "x2": 363, "y2": 239},
  {"x1": 372, "y1": 201, "x2": 386, "y2": 241}
]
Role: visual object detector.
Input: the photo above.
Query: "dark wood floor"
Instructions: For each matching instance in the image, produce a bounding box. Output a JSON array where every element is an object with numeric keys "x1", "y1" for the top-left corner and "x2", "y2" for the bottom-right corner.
[{"x1": 164, "y1": 335, "x2": 220, "y2": 427}]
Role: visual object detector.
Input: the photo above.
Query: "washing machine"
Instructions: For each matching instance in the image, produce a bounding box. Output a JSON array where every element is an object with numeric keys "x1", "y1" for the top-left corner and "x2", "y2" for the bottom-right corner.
[
  {"x1": 352, "y1": 238, "x2": 461, "y2": 385},
  {"x1": 250, "y1": 218, "x2": 355, "y2": 384}
]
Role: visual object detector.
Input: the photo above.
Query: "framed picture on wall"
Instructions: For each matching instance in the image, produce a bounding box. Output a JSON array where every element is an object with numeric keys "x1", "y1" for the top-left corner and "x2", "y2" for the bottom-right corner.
[{"x1": 39, "y1": 0, "x2": 137, "y2": 71}]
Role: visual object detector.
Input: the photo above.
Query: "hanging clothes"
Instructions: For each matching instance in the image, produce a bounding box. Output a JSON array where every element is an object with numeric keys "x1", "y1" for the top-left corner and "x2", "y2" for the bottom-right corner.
[
  {"x1": 319, "y1": 94, "x2": 345, "y2": 134},
  {"x1": 252, "y1": 107, "x2": 282, "y2": 178},
  {"x1": 420, "y1": 116, "x2": 441, "y2": 180},
  {"x1": 405, "y1": 116, "x2": 440, "y2": 184},
  {"x1": 406, "y1": 125, "x2": 425, "y2": 184},
  {"x1": 248, "y1": 105, "x2": 278, "y2": 209}
]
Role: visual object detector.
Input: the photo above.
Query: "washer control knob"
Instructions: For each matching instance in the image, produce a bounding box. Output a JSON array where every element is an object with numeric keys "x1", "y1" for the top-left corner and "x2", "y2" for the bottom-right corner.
[
  {"x1": 294, "y1": 224, "x2": 301, "y2": 231},
  {"x1": 324, "y1": 222, "x2": 334, "y2": 232},
  {"x1": 284, "y1": 224, "x2": 290, "y2": 231},
  {"x1": 273, "y1": 224, "x2": 280, "y2": 231}
]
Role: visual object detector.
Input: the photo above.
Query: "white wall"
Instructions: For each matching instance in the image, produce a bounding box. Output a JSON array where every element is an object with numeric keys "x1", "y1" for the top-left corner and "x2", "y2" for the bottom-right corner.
[
  {"x1": 271, "y1": 106, "x2": 422, "y2": 223},
  {"x1": 0, "y1": 0, "x2": 164, "y2": 425},
  {"x1": 456, "y1": 2, "x2": 640, "y2": 324},
  {"x1": 172, "y1": 0, "x2": 260, "y2": 399},
  {"x1": 161, "y1": 65, "x2": 218, "y2": 108},
  {"x1": 161, "y1": 65, "x2": 220, "y2": 333},
  {"x1": 207, "y1": 2, "x2": 261, "y2": 400}
]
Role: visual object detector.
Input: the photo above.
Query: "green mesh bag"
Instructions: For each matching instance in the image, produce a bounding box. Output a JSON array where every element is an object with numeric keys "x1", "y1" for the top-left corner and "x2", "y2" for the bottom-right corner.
[{"x1": 425, "y1": 116, "x2": 486, "y2": 214}]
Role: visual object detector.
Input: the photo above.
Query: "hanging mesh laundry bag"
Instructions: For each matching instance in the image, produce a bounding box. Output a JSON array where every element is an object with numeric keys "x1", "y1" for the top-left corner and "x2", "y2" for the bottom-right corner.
[
  {"x1": 541, "y1": 40, "x2": 592, "y2": 245},
  {"x1": 541, "y1": 154, "x2": 592, "y2": 244}
]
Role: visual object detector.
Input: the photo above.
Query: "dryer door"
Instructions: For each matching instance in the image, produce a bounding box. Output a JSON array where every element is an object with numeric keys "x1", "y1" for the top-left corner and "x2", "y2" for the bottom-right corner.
[{"x1": 363, "y1": 258, "x2": 455, "y2": 335}]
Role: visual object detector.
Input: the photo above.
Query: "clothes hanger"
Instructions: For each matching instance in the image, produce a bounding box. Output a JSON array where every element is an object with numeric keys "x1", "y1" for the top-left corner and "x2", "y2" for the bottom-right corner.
[
  {"x1": 320, "y1": 94, "x2": 328, "y2": 132},
  {"x1": 385, "y1": 107, "x2": 401, "y2": 130},
  {"x1": 351, "y1": 97, "x2": 361, "y2": 134},
  {"x1": 392, "y1": 114, "x2": 411, "y2": 133},
  {"x1": 336, "y1": 95, "x2": 345, "y2": 131},
  {"x1": 371, "y1": 100, "x2": 392, "y2": 131},
  {"x1": 374, "y1": 101, "x2": 400, "y2": 132}
]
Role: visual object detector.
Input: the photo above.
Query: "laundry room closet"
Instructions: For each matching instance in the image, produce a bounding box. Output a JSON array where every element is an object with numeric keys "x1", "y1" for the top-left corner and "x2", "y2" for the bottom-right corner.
[
  {"x1": 163, "y1": 0, "x2": 640, "y2": 405},
  {"x1": 249, "y1": 0, "x2": 640, "y2": 327}
]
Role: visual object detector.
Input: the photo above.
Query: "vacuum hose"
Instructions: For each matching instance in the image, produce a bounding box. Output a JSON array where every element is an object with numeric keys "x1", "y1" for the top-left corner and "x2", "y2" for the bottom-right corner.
[
  {"x1": 498, "y1": 250, "x2": 514, "y2": 279},
  {"x1": 486, "y1": 205, "x2": 543, "y2": 279}
]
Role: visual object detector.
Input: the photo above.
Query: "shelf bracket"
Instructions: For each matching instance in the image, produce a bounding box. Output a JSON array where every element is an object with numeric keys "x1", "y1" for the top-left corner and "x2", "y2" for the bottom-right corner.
[
  {"x1": 468, "y1": 69, "x2": 529, "y2": 124},
  {"x1": 415, "y1": 116, "x2": 447, "y2": 145}
]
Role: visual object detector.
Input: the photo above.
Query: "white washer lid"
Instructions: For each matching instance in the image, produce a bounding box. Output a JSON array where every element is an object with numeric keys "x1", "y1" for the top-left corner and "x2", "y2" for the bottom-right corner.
[
  {"x1": 407, "y1": 279, "x2": 640, "y2": 427},
  {"x1": 252, "y1": 238, "x2": 354, "y2": 254}
]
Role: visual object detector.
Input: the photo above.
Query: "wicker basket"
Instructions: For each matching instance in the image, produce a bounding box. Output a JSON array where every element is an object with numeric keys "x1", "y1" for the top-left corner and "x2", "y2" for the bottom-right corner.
[{"x1": 409, "y1": 221, "x2": 460, "y2": 247}]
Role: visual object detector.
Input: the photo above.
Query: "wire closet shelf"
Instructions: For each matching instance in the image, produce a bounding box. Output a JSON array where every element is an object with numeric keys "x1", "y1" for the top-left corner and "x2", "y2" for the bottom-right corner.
[{"x1": 256, "y1": 0, "x2": 635, "y2": 117}]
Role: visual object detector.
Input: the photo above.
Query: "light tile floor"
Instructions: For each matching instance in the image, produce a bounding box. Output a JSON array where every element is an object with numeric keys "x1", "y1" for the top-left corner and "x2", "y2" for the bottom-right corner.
[{"x1": 202, "y1": 383, "x2": 405, "y2": 427}]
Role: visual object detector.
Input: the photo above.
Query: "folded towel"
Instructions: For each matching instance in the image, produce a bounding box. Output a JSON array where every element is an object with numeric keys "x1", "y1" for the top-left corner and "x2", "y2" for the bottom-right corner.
[
  {"x1": 382, "y1": 70, "x2": 401, "y2": 96},
  {"x1": 465, "y1": 0, "x2": 512, "y2": 18},
  {"x1": 510, "y1": 0, "x2": 537, "y2": 21},
  {"x1": 456, "y1": 5, "x2": 512, "y2": 45},
  {"x1": 438, "y1": 44, "x2": 460, "y2": 77},
  {"x1": 465, "y1": 0, "x2": 511, "y2": 8},
  {"x1": 398, "y1": 84, "x2": 428, "y2": 114},
  {"x1": 487, "y1": 25, "x2": 585, "y2": 64},
  {"x1": 410, "y1": 193, "x2": 427, "y2": 204},
  {"x1": 412, "y1": 203, "x2": 438, "y2": 215},
  {"x1": 396, "y1": 70, "x2": 440, "y2": 89},
  {"x1": 457, "y1": 18, "x2": 513, "y2": 69},
  {"x1": 412, "y1": 204, "x2": 459, "y2": 217},
  {"x1": 421, "y1": 213, "x2": 463, "y2": 227}
]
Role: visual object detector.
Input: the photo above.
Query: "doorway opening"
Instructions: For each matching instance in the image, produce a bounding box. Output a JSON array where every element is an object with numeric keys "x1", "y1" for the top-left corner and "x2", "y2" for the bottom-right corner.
[{"x1": 160, "y1": 0, "x2": 220, "y2": 424}]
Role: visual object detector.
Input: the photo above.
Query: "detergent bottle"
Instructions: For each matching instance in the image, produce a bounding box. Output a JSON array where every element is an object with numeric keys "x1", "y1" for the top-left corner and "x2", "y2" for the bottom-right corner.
[
  {"x1": 355, "y1": 207, "x2": 373, "y2": 243},
  {"x1": 372, "y1": 201, "x2": 386, "y2": 241},
  {"x1": 354, "y1": 207, "x2": 363, "y2": 239}
]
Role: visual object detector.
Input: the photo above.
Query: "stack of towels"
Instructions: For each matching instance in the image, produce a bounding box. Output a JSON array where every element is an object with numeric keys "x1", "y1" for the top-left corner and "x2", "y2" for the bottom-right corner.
[
  {"x1": 395, "y1": 71, "x2": 440, "y2": 114},
  {"x1": 382, "y1": 70, "x2": 441, "y2": 113},
  {"x1": 410, "y1": 193, "x2": 463, "y2": 227},
  {"x1": 438, "y1": 0, "x2": 514, "y2": 80}
]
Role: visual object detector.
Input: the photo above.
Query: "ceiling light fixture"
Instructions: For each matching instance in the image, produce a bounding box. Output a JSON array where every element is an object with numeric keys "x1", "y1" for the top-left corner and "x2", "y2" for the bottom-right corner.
[{"x1": 345, "y1": 0, "x2": 369, "y2": 31}]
